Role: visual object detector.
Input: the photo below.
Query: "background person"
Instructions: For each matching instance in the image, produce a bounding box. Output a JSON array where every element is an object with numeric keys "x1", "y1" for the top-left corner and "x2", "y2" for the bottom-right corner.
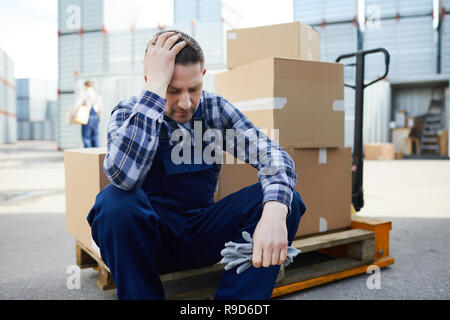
[{"x1": 73, "y1": 81, "x2": 103, "y2": 148}]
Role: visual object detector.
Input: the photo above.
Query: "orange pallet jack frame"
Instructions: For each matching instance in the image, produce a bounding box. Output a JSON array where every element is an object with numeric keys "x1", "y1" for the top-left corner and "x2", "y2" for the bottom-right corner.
[{"x1": 271, "y1": 215, "x2": 394, "y2": 298}]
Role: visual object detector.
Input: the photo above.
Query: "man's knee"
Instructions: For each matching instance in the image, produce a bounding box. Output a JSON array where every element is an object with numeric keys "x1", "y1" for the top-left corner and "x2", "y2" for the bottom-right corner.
[{"x1": 89, "y1": 184, "x2": 146, "y2": 233}]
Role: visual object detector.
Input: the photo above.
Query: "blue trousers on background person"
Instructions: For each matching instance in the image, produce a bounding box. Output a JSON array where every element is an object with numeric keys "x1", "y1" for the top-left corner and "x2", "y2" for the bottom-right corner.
[{"x1": 81, "y1": 107, "x2": 99, "y2": 148}]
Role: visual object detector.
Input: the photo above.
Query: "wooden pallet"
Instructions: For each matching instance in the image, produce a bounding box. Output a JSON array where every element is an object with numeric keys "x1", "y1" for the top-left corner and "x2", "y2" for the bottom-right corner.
[
  {"x1": 76, "y1": 240, "x2": 115, "y2": 290},
  {"x1": 76, "y1": 216, "x2": 394, "y2": 299}
]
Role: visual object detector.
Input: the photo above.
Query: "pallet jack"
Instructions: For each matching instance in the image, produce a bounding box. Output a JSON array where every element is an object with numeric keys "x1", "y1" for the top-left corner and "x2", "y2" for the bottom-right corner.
[{"x1": 271, "y1": 48, "x2": 395, "y2": 298}]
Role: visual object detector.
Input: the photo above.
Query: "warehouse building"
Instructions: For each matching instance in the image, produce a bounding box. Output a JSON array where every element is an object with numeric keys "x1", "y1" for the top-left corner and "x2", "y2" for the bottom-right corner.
[
  {"x1": 293, "y1": 0, "x2": 450, "y2": 157},
  {"x1": 56, "y1": 0, "x2": 449, "y2": 158}
]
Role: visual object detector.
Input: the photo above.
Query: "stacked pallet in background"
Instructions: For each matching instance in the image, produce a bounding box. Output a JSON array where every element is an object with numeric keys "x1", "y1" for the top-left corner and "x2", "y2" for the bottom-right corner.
[
  {"x1": 215, "y1": 21, "x2": 352, "y2": 238},
  {"x1": 0, "y1": 48, "x2": 17, "y2": 144}
]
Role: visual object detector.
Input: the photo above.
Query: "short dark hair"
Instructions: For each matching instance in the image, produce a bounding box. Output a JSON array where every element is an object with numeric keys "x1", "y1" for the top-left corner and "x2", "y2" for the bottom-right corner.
[
  {"x1": 84, "y1": 81, "x2": 93, "y2": 88},
  {"x1": 147, "y1": 29, "x2": 204, "y2": 69}
]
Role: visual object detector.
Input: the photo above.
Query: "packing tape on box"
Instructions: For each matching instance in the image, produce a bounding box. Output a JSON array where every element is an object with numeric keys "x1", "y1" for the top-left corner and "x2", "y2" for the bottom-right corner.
[
  {"x1": 319, "y1": 217, "x2": 328, "y2": 232},
  {"x1": 233, "y1": 97, "x2": 288, "y2": 112},
  {"x1": 333, "y1": 100, "x2": 345, "y2": 112},
  {"x1": 228, "y1": 32, "x2": 236, "y2": 40},
  {"x1": 318, "y1": 148, "x2": 327, "y2": 164},
  {"x1": 91, "y1": 237, "x2": 101, "y2": 257}
]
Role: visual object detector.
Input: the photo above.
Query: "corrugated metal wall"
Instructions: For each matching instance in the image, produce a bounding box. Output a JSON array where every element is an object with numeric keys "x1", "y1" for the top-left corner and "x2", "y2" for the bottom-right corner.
[
  {"x1": 293, "y1": 0, "x2": 357, "y2": 25},
  {"x1": 133, "y1": 28, "x2": 159, "y2": 74},
  {"x1": 364, "y1": 16, "x2": 436, "y2": 80},
  {"x1": 366, "y1": 0, "x2": 433, "y2": 18},
  {"x1": 81, "y1": 0, "x2": 104, "y2": 31},
  {"x1": 0, "y1": 49, "x2": 17, "y2": 144},
  {"x1": 82, "y1": 31, "x2": 107, "y2": 75},
  {"x1": 174, "y1": 0, "x2": 222, "y2": 24},
  {"x1": 58, "y1": 0, "x2": 82, "y2": 34},
  {"x1": 316, "y1": 22, "x2": 358, "y2": 81},
  {"x1": 57, "y1": 92, "x2": 82, "y2": 148},
  {"x1": 58, "y1": 33, "x2": 81, "y2": 92},
  {"x1": 442, "y1": 12, "x2": 450, "y2": 74},
  {"x1": 16, "y1": 79, "x2": 57, "y2": 141}
]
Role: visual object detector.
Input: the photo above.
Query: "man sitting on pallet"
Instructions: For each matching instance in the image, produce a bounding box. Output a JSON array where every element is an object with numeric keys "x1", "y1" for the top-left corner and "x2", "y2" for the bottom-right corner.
[{"x1": 87, "y1": 30, "x2": 306, "y2": 300}]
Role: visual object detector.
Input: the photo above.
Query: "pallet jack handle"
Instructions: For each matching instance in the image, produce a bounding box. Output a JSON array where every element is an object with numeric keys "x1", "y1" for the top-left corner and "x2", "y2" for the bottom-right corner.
[{"x1": 335, "y1": 48, "x2": 390, "y2": 212}]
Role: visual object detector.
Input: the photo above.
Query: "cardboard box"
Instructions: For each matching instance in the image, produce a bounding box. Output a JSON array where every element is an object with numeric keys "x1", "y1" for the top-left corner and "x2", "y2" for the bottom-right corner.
[
  {"x1": 392, "y1": 127, "x2": 411, "y2": 154},
  {"x1": 215, "y1": 57, "x2": 345, "y2": 148},
  {"x1": 439, "y1": 130, "x2": 448, "y2": 156},
  {"x1": 64, "y1": 148, "x2": 109, "y2": 259},
  {"x1": 395, "y1": 110, "x2": 406, "y2": 128},
  {"x1": 217, "y1": 148, "x2": 352, "y2": 238},
  {"x1": 226, "y1": 21, "x2": 319, "y2": 69},
  {"x1": 364, "y1": 143, "x2": 395, "y2": 160}
]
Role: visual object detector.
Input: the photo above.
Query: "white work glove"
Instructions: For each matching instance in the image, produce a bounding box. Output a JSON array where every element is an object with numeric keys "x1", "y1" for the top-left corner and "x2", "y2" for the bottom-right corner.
[{"x1": 220, "y1": 231, "x2": 301, "y2": 274}]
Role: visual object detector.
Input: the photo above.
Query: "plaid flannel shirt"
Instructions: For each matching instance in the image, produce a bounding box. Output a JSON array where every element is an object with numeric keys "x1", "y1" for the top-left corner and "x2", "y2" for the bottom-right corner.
[{"x1": 104, "y1": 90, "x2": 297, "y2": 211}]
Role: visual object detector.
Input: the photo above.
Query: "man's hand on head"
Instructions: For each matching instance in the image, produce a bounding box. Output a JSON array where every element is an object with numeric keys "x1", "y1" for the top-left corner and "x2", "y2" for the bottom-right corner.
[
  {"x1": 252, "y1": 201, "x2": 289, "y2": 268},
  {"x1": 144, "y1": 31, "x2": 187, "y2": 98}
]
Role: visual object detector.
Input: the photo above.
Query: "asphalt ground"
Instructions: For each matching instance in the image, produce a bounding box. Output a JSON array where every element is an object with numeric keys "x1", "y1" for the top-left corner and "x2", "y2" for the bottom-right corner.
[{"x1": 0, "y1": 140, "x2": 449, "y2": 300}]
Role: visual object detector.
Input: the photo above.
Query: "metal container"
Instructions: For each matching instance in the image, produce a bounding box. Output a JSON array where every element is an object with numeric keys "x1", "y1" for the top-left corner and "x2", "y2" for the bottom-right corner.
[
  {"x1": 17, "y1": 121, "x2": 32, "y2": 140},
  {"x1": 81, "y1": 0, "x2": 104, "y2": 31},
  {"x1": 364, "y1": 16, "x2": 436, "y2": 80},
  {"x1": 43, "y1": 120, "x2": 56, "y2": 140},
  {"x1": 82, "y1": 31, "x2": 107, "y2": 76},
  {"x1": 133, "y1": 27, "x2": 158, "y2": 73},
  {"x1": 15, "y1": 79, "x2": 57, "y2": 122},
  {"x1": 5, "y1": 86, "x2": 17, "y2": 143},
  {"x1": 366, "y1": 0, "x2": 433, "y2": 18},
  {"x1": 31, "y1": 121, "x2": 45, "y2": 140},
  {"x1": 0, "y1": 50, "x2": 17, "y2": 144},
  {"x1": 57, "y1": 92, "x2": 83, "y2": 149},
  {"x1": 58, "y1": 0, "x2": 82, "y2": 34},
  {"x1": 107, "y1": 30, "x2": 134, "y2": 74},
  {"x1": 46, "y1": 101, "x2": 58, "y2": 121},
  {"x1": 174, "y1": 0, "x2": 222, "y2": 23},
  {"x1": 174, "y1": 0, "x2": 200, "y2": 23},
  {"x1": 59, "y1": 33, "x2": 81, "y2": 91},
  {"x1": 442, "y1": 13, "x2": 450, "y2": 75},
  {"x1": 16, "y1": 98, "x2": 29, "y2": 121},
  {"x1": 316, "y1": 22, "x2": 357, "y2": 82},
  {"x1": 197, "y1": 0, "x2": 222, "y2": 22},
  {"x1": 195, "y1": 21, "x2": 226, "y2": 68},
  {"x1": 293, "y1": 0, "x2": 357, "y2": 25}
]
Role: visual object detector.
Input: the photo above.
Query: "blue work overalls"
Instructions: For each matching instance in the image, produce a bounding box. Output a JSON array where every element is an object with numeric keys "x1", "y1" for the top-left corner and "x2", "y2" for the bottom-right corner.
[
  {"x1": 87, "y1": 105, "x2": 306, "y2": 300},
  {"x1": 81, "y1": 106, "x2": 99, "y2": 148}
]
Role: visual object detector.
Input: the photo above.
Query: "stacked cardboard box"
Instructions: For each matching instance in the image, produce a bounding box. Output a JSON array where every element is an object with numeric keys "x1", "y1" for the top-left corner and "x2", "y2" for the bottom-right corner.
[
  {"x1": 215, "y1": 21, "x2": 352, "y2": 238},
  {"x1": 65, "y1": 148, "x2": 109, "y2": 258}
]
